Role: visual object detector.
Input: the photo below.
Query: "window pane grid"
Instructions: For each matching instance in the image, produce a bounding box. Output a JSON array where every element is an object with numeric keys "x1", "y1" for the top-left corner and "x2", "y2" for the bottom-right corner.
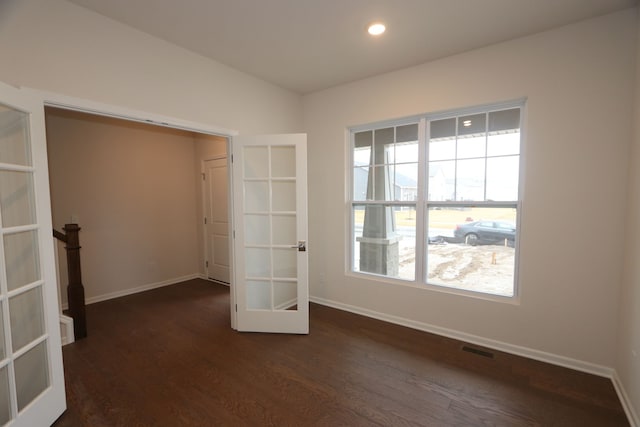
[
  {"x1": 425, "y1": 206, "x2": 517, "y2": 297},
  {"x1": 353, "y1": 123, "x2": 418, "y2": 203},
  {"x1": 351, "y1": 103, "x2": 522, "y2": 298}
]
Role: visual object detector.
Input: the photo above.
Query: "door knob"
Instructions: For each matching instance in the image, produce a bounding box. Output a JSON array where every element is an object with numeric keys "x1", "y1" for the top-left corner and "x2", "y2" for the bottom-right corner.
[{"x1": 290, "y1": 241, "x2": 306, "y2": 252}]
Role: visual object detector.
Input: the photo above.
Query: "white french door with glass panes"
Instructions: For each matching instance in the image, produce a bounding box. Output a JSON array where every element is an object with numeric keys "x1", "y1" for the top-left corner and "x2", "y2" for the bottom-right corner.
[
  {"x1": 0, "y1": 82, "x2": 66, "y2": 426},
  {"x1": 232, "y1": 134, "x2": 308, "y2": 333}
]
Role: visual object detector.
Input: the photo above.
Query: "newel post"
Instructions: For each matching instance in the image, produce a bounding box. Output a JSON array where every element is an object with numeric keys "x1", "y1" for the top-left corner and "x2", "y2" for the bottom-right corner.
[{"x1": 64, "y1": 223, "x2": 87, "y2": 339}]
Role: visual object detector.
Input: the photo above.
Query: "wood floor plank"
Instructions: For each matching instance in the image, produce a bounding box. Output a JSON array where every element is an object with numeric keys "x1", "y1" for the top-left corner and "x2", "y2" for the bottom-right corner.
[{"x1": 53, "y1": 279, "x2": 629, "y2": 426}]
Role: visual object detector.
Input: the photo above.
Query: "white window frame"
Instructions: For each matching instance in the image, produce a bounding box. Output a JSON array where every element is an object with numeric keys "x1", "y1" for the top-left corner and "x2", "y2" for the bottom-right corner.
[{"x1": 347, "y1": 99, "x2": 525, "y2": 301}]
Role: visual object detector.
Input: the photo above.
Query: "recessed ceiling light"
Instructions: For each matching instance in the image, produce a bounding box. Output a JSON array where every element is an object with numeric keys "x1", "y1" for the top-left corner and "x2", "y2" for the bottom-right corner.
[
  {"x1": 367, "y1": 22, "x2": 386, "y2": 36},
  {"x1": 463, "y1": 120, "x2": 472, "y2": 127}
]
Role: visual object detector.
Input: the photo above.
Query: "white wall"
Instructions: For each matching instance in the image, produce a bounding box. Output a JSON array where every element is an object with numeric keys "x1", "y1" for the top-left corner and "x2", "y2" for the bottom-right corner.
[
  {"x1": 303, "y1": 9, "x2": 636, "y2": 369},
  {"x1": 0, "y1": 0, "x2": 302, "y2": 135},
  {"x1": 617, "y1": 9, "x2": 640, "y2": 425},
  {"x1": 46, "y1": 108, "x2": 202, "y2": 304}
]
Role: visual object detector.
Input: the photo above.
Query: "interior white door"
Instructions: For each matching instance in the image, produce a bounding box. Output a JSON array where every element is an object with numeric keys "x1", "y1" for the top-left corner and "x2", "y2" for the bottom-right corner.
[
  {"x1": 232, "y1": 134, "x2": 308, "y2": 334},
  {"x1": 204, "y1": 157, "x2": 230, "y2": 284},
  {"x1": 0, "y1": 82, "x2": 66, "y2": 425}
]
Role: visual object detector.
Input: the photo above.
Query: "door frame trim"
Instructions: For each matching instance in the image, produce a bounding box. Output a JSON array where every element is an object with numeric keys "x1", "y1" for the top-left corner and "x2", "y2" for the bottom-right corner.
[
  {"x1": 23, "y1": 86, "x2": 240, "y2": 329},
  {"x1": 30, "y1": 88, "x2": 237, "y2": 137}
]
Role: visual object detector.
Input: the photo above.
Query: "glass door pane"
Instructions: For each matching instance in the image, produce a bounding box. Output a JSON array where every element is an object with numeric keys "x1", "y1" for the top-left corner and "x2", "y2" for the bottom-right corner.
[
  {"x1": 15, "y1": 341, "x2": 49, "y2": 411},
  {"x1": 242, "y1": 145, "x2": 301, "y2": 312},
  {"x1": 9, "y1": 286, "x2": 45, "y2": 352},
  {"x1": 0, "y1": 367, "x2": 10, "y2": 425},
  {"x1": 0, "y1": 99, "x2": 54, "y2": 423},
  {"x1": 0, "y1": 171, "x2": 36, "y2": 227},
  {"x1": 4, "y1": 229, "x2": 40, "y2": 292},
  {"x1": 0, "y1": 105, "x2": 31, "y2": 166}
]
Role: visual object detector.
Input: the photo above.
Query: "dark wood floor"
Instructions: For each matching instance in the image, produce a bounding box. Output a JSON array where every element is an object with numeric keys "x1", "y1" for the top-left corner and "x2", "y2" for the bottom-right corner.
[{"x1": 53, "y1": 279, "x2": 628, "y2": 426}]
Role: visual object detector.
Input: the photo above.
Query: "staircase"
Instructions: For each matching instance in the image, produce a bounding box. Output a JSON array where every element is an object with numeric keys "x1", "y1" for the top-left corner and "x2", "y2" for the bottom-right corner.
[{"x1": 53, "y1": 224, "x2": 87, "y2": 342}]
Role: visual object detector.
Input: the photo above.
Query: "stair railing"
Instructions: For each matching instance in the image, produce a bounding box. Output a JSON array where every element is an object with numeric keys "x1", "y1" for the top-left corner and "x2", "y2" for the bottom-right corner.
[{"x1": 53, "y1": 224, "x2": 87, "y2": 340}]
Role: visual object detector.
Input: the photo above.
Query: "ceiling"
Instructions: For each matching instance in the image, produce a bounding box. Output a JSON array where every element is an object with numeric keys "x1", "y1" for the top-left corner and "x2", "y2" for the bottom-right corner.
[{"x1": 69, "y1": 0, "x2": 637, "y2": 94}]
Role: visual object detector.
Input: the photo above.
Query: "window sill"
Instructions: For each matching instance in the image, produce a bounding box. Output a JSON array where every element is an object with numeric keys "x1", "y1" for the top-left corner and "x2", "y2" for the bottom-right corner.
[{"x1": 345, "y1": 270, "x2": 521, "y2": 305}]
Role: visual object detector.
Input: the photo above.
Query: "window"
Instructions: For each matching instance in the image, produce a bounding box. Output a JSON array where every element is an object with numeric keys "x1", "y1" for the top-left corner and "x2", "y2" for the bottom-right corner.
[
  {"x1": 352, "y1": 123, "x2": 419, "y2": 281},
  {"x1": 350, "y1": 102, "x2": 522, "y2": 298}
]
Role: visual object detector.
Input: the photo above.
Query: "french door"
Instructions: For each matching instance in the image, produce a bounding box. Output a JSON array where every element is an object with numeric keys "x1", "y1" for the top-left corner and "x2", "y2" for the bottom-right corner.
[
  {"x1": 232, "y1": 134, "x2": 308, "y2": 333},
  {"x1": 0, "y1": 82, "x2": 66, "y2": 425}
]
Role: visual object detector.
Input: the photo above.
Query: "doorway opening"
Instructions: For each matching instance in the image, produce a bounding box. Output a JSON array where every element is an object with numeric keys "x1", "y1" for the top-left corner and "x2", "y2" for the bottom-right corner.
[{"x1": 44, "y1": 106, "x2": 232, "y2": 320}]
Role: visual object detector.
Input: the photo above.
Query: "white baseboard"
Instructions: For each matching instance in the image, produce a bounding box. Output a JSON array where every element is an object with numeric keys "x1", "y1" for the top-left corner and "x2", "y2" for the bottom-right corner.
[
  {"x1": 61, "y1": 274, "x2": 201, "y2": 309},
  {"x1": 309, "y1": 296, "x2": 640, "y2": 426},
  {"x1": 612, "y1": 370, "x2": 640, "y2": 427},
  {"x1": 201, "y1": 275, "x2": 231, "y2": 287},
  {"x1": 59, "y1": 314, "x2": 74, "y2": 346},
  {"x1": 309, "y1": 296, "x2": 613, "y2": 377}
]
